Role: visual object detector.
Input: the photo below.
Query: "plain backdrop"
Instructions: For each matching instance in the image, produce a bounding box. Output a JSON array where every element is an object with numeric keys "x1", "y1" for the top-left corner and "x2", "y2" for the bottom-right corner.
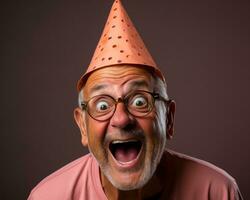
[{"x1": 1, "y1": 0, "x2": 249, "y2": 199}]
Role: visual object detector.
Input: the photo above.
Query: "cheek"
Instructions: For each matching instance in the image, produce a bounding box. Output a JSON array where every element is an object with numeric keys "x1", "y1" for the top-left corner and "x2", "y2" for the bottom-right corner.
[
  {"x1": 137, "y1": 115, "x2": 161, "y2": 151},
  {"x1": 137, "y1": 116, "x2": 156, "y2": 137},
  {"x1": 86, "y1": 117, "x2": 108, "y2": 145}
]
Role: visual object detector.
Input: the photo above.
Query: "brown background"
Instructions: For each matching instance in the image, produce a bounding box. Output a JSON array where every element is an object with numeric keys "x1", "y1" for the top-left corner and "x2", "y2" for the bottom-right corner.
[{"x1": 1, "y1": 0, "x2": 249, "y2": 199}]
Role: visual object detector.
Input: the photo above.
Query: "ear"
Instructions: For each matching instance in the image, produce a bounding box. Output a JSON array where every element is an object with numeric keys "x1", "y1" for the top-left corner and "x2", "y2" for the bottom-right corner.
[
  {"x1": 74, "y1": 107, "x2": 88, "y2": 146},
  {"x1": 166, "y1": 100, "x2": 176, "y2": 140}
]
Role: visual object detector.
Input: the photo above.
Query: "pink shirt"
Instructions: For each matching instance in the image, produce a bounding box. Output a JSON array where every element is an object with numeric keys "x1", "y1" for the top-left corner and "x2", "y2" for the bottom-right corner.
[
  {"x1": 28, "y1": 154, "x2": 107, "y2": 200},
  {"x1": 28, "y1": 150, "x2": 243, "y2": 200}
]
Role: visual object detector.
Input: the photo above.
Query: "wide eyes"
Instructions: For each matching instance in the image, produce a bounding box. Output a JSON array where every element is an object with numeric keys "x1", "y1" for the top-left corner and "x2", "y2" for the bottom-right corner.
[
  {"x1": 96, "y1": 101, "x2": 109, "y2": 111},
  {"x1": 93, "y1": 94, "x2": 148, "y2": 114},
  {"x1": 131, "y1": 96, "x2": 147, "y2": 108},
  {"x1": 84, "y1": 90, "x2": 156, "y2": 121},
  {"x1": 93, "y1": 98, "x2": 113, "y2": 113}
]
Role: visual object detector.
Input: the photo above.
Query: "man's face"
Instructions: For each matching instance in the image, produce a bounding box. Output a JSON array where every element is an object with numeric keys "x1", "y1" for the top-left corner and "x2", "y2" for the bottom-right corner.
[{"x1": 75, "y1": 65, "x2": 167, "y2": 190}]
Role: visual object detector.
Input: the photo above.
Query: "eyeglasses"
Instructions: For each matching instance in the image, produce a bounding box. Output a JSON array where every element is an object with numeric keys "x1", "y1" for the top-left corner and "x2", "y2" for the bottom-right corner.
[{"x1": 81, "y1": 90, "x2": 169, "y2": 122}]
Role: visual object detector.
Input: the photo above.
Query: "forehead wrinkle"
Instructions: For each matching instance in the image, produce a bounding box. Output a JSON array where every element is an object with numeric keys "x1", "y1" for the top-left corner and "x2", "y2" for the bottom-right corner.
[
  {"x1": 84, "y1": 65, "x2": 153, "y2": 98},
  {"x1": 89, "y1": 84, "x2": 108, "y2": 95},
  {"x1": 87, "y1": 79, "x2": 150, "y2": 99}
]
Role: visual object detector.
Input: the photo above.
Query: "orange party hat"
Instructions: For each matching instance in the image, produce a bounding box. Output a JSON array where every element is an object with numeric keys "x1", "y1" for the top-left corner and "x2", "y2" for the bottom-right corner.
[{"x1": 77, "y1": 0, "x2": 165, "y2": 91}]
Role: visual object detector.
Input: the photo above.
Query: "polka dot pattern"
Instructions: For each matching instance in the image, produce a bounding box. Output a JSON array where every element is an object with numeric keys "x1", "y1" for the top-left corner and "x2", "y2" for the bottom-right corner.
[{"x1": 77, "y1": 0, "x2": 165, "y2": 92}]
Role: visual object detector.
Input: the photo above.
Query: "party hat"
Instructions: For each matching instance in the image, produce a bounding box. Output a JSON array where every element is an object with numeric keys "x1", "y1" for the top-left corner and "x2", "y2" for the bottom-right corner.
[{"x1": 77, "y1": 0, "x2": 165, "y2": 91}]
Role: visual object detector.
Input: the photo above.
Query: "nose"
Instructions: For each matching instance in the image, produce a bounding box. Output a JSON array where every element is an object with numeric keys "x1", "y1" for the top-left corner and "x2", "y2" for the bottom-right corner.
[{"x1": 110, "y1": 102, "x2": 134, "y2": 128}]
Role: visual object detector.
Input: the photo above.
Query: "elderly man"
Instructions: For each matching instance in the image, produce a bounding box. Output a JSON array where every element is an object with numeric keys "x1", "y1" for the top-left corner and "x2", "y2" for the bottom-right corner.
[{"x1": 28, "y1": 1, "x2": 243, "y2": 199}]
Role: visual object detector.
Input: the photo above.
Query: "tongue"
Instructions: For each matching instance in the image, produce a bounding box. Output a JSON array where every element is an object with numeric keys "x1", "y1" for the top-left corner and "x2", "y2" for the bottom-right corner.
[{"x1": 114, "y1": 147, "x2": 138, "y2": 162}]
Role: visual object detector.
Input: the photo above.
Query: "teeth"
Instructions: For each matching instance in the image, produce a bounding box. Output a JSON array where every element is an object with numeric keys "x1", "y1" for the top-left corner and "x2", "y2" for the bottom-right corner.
[{"x1": 111, "y1": 140, "x2": 138, "y2": 144}]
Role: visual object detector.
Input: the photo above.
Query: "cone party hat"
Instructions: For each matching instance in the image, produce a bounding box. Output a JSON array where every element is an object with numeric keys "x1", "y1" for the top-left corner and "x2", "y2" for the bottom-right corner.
[{"x1": 77, "y1": 0, "x2": 165, "y2": 91}]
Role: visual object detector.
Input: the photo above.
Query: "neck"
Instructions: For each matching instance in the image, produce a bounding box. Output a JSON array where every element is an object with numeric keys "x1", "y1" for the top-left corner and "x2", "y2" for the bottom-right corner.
[{"x1": 100, "y1": 170, "x2": 162, "y2": 200}]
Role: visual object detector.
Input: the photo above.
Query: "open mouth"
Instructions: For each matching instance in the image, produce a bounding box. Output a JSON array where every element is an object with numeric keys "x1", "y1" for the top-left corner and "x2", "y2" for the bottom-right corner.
[{"x1": 109, "y1": 140, "x2": 142, "y2": 163}]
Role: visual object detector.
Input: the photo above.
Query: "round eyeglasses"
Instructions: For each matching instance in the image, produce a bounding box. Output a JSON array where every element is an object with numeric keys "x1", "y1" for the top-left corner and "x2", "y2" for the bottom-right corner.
[{"x1": 81, "y1": 90, "x2": 169, "y2": 122}]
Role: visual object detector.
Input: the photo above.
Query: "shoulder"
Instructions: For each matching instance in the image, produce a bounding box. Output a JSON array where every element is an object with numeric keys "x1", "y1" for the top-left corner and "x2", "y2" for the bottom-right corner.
[
  {"x1": 28, "y1": 154, "x2": 98, "y2": 200},
  {"x1": 159, "y1": 150, "x2": 243, "y2": 199},
  {"x1": 165, "y1": 149, "x2": 235, "y2": 182}
]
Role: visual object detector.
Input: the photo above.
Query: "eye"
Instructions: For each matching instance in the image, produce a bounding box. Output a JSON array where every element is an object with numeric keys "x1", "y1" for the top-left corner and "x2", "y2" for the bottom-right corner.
[
  {"x1": 96, "y1": 101, "x2": 110, "y2": 112},
  {"x1": 131, "y1": 96, "x2": 148, "y2": 108}
]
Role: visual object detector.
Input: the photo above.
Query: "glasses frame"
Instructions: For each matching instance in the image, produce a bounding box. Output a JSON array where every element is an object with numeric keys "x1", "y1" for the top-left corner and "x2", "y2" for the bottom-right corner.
[{"x1": 81, "y1": 90, "x2": 171, "y2": 122}]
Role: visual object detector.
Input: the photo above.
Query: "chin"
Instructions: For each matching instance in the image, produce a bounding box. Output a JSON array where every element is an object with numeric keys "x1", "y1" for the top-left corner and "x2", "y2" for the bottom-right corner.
[
  {"x1": 101, "y1": 154, "x2": 160, "y2": 191},
  {"x1": 105, "y1": 168, "x2": 152, "y2": 191}
]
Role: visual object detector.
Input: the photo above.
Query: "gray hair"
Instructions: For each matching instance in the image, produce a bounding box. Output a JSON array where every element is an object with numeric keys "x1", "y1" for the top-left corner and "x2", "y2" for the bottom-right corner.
[{"x1": 78, "y1": 89, "x2": 84, "y2": 108}]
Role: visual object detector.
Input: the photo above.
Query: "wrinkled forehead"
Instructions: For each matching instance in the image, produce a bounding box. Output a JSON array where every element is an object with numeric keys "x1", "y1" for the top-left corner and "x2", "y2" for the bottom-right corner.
[{"x1": 83, "y1": 65, "x2": 154, "y2": 98}]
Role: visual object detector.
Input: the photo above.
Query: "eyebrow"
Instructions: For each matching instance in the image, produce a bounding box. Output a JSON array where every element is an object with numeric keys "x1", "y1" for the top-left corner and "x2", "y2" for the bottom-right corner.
[
  {"x1": 89, "y1": 84, "x2": 109, "y2": 94},
  {"x1": 126, "y1": 79, "x2": 150, "y2": 90},
  {"x1": 88, "y1": 79, "x2": 150, "y2": 95}
]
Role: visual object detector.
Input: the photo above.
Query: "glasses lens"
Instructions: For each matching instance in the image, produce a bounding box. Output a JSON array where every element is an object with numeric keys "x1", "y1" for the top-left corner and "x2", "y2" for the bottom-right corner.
[
  {"x1": 88, "y1": 95, "x2": 115, "y2": 120},
  {"x1": 85, "y1": 91, "x2": 155, "y2": 121},
  {"x1": 127, "y1": 91, "x2": 153, "y2": 117}
]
